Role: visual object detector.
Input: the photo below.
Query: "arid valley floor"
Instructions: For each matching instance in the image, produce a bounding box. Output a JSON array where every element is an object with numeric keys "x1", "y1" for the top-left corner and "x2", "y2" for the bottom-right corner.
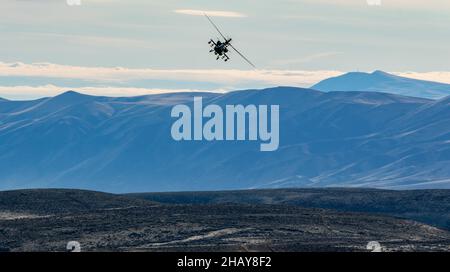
[{"x1": 0, "y1": 188, "x2": 449, "y2": 252}]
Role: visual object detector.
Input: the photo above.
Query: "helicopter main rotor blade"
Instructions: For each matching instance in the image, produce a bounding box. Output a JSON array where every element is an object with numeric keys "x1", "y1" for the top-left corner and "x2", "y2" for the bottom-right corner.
[
  {"x1": 204, "y1": 13, "x2": 228, "y2": 41},
  {"x1": 229, "y1": 44, "x2": 256, "y2": 68}
]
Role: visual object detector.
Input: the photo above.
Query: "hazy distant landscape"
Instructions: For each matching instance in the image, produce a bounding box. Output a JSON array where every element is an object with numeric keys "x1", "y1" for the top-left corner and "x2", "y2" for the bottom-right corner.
[
  {"x1": 0, "y1": 72, "x2": 449, "y2": 252},
  {"x1": 0, "y1": 71, "x2": 449, "y2": 193}
]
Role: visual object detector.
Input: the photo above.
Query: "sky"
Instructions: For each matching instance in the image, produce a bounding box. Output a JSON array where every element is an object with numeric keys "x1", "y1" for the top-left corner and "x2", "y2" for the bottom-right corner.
[{"x1": 0, "y1": 0, "x2": 449, "y2": 99}]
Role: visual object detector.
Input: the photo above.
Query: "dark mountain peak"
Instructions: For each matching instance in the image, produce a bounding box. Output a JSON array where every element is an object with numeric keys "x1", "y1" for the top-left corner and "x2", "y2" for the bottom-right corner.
[
  {"x1": 25, "y1": 90, "x2": 100, "y2": 114},
  {"x1": 336, "y1": 70, "x2": 393, "y2": 79},
  {"x1": 56, "y1": 90, "x2": 89, "y2": 98},
  {"x1": 371, "y1": 70, "x2": 392, "y2": 76},
  {"x1": 48, "y1": 90, "x2": 96, "y2": 104},
  {"x1": 346, "y1": 71, "x2": 368, "y2": 76}
]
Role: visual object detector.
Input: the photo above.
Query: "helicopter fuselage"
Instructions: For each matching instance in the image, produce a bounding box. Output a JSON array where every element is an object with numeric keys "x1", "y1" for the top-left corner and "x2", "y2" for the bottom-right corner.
[
  {"x1": 214, "y1": 41, "x2": 229, "y2": 55},
  {"x1": 209, "y1": 39, "x2": 232, "y2": 61}
]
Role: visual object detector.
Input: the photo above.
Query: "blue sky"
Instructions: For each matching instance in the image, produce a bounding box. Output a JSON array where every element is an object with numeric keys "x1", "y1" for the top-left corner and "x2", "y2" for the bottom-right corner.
[{"x1": 0, "y1": 0, "x2": 449, "y2": 99}]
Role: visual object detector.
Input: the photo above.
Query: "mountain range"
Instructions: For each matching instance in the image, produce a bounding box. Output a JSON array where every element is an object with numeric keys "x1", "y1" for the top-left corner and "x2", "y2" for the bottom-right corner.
[
  {"x1": 313, "y1": 70, "x2": 450, "y2": 99},
  {"x1": 0, "y1": 73, "x2": 449, "y2": 192}
]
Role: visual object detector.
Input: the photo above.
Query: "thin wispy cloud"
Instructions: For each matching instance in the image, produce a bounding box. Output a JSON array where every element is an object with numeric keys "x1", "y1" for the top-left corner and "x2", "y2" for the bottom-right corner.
[
  {"x1": 0, "y1": 62, "x2": 342, "y2": 86},
  {"x1": 174, "y1": 9, "x2": 247, "y2": 18}
]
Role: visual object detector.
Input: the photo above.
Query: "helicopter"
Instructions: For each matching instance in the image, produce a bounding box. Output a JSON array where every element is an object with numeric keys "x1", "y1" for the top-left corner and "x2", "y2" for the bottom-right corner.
[{"x1": 205, "y1": 14, "x2": 256, "y2": 68}]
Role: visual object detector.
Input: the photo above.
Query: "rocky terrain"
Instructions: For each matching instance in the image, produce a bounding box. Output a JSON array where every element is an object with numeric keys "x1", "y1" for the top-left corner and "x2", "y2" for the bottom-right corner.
[
  {"x1": 129, "y1": 188, "x2": 450, "y2": 230},
  {"x1": 0, "y1": 188, "x2": 449, "y2": 252}
]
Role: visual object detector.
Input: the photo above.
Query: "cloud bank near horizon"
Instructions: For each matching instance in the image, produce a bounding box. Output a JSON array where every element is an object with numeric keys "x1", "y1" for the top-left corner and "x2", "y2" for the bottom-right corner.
[
  {"x1": 1, "y1": 62, "x2": 450, "y2": 100},
  {"x1": 0, "y1": 85, "x2": 214, "y2": 100}
]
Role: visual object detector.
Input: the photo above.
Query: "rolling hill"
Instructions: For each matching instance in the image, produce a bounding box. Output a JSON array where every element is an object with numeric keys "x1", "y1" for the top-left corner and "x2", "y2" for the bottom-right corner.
[{"x1": 129, "y1": 188, "x2": 450, "y2": 230}]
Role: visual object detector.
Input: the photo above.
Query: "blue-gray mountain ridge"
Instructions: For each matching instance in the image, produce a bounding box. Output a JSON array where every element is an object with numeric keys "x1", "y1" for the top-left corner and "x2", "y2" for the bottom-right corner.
[{"x1": 0, "y1": 72, "x2": 449, "y2": 192}]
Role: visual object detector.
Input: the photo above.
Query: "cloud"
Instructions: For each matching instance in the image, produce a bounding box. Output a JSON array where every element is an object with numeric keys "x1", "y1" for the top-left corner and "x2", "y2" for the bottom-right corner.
[
  {"x1": 394, "y1": 72, "x2": 450, "y2": 84},
  {"x1": 0, "y1": 85, "x2": 218, "y2": 100},
  {"x1": 0, "y1": 62, "x2": 343, "y2": 87},
  {"x1": 174, "y1": 9, "x2": 247, "y2": 18},
  {"x1": 0, "y1": 61, "x2": 344, "y2": 99},
  {"x1": 1, "y1": 62, "x2": 450, "y2": 100}
]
